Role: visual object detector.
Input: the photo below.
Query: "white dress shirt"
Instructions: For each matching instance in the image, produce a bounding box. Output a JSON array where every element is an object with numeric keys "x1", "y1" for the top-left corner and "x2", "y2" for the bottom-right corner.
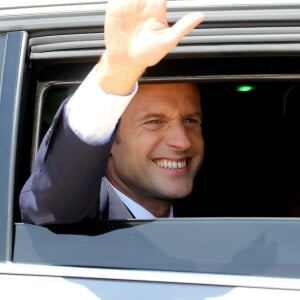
[{"x1": 65, "y1": 66, "x2": 137, "y2": 145}]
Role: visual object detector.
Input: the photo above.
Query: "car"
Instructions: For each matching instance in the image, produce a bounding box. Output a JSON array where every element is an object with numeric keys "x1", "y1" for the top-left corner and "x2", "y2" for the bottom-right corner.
[{"x1": 1, "y1": 0, "x2": 300, "y2": 299}]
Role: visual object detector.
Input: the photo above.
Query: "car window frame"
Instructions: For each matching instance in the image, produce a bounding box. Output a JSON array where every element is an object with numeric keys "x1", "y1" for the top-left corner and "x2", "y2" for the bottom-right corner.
[{"x1": 0, "y1": 31, "x2": 27, "y2": 261}]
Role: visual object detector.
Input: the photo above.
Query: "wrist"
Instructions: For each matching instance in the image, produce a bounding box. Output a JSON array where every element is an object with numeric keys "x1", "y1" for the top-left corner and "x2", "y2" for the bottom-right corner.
[{"x1": 96, "y1": 53, "x2": 145, "y2": 95}]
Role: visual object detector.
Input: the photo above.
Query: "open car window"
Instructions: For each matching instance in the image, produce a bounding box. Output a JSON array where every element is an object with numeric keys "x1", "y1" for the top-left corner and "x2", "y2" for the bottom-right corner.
[
  {"x1": 30, "y1": 69, "x2": 300, "y2": 218},
  {"x1": 12, "y1": 58, "x2": 300, "y2": 278}
]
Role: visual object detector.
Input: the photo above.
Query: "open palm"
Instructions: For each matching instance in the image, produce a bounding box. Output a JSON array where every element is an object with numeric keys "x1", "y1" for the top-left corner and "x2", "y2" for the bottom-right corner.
[{"x1": 104, "y1": 0, "x2": 204, "y2": 68}]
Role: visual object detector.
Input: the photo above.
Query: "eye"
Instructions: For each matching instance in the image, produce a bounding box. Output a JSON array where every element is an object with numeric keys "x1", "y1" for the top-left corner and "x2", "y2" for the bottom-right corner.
[
  {"x1": 143, "y1": 119, "x2": 164, "y2": 130},
  {"x1": 146, "y1": 119, "x2": 162, "y2": 124},
  {"x1": 183, "y1": 117, "x2": 201, "y2": 126}
]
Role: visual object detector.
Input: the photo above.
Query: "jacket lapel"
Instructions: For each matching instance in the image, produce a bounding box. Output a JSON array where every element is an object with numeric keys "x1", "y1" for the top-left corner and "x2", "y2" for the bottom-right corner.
[{"x1": 100, "y1": 177, "x2": 134, "y2": 220}]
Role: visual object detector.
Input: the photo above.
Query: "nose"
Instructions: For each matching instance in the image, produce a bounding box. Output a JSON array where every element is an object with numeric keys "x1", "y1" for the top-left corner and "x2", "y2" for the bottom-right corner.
[{"x1": 165, "y1": 123, "x2": 191, "y2": 151}]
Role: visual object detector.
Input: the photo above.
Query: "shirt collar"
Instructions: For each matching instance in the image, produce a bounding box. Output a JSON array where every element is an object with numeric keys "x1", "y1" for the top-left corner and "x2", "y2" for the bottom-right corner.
[{"x1": 106, "y1": 178, "x2": 173, "y2": 219}]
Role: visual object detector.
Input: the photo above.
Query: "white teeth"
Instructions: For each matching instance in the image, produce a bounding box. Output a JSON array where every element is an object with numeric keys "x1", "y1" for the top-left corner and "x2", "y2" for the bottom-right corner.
[{"x1": 156, "y1": 159, "x2": 186, "y2": 169}]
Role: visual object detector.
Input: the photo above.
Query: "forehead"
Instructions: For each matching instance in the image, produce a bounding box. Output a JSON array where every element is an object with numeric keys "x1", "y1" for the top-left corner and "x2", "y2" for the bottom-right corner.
[
  {"x1": 131, "y1": 82, "x2": 201, "y2": 112},
  {"x1": 138, "y1": 82, "x2": 200, "y2": 96}
]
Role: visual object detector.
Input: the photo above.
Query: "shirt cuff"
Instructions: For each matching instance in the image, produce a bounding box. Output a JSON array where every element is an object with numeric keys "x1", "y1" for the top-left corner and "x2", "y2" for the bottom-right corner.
[{"x1": 65, "y1": 65, "x2": 138, "y2": 145}]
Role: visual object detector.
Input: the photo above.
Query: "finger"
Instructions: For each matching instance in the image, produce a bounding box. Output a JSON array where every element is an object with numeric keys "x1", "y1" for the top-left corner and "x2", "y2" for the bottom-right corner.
[{"x1": 169, "y1": 12, "x2": 204, "y2": 42}]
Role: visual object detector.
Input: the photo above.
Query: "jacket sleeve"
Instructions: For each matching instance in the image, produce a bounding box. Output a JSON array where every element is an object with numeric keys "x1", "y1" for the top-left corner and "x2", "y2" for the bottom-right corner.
[{"x1": 19, "y1": 100, "x2": 115, "y2": 225}]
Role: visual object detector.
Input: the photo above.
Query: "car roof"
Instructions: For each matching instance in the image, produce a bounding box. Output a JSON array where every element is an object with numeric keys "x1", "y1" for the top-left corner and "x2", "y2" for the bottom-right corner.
[
  {"x1": 1, "y1": 0, "x2": 300, "y2": 9},
  {"x1": 0, "y1": 0, "x2": 103, "y2": 8}
]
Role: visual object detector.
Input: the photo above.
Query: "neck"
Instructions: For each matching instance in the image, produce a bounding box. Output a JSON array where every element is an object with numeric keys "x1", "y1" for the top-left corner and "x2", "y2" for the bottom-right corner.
[{"x1": 105, "y1": 176, "x2": 172, "y2": 218}]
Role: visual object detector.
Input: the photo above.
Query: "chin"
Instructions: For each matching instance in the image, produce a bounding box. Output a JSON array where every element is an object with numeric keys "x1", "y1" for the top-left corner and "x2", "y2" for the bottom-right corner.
[
  {"x1": 162, "y1": 188, "x2": 192, "y2": 200},
  {"x1": 153, "y1": 180, "x2": 193, "y2": 199}
]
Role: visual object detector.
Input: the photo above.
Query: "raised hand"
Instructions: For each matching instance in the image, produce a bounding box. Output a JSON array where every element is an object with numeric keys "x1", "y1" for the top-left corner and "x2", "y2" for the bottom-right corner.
[{"x1": 97, "y1": 0, "x2": 204, "y2": 95}]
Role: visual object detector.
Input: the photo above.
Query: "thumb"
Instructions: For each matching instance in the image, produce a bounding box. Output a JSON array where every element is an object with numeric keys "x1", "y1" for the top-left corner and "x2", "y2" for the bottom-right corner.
[{"x1": 169, "y1": 12, "x2": 204, "y2": 43}]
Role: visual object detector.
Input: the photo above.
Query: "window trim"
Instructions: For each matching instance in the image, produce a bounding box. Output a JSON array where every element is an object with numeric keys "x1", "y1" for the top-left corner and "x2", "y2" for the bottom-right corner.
[{"x1": 0, "y1": 31, "x2": 28, "y2": 261}]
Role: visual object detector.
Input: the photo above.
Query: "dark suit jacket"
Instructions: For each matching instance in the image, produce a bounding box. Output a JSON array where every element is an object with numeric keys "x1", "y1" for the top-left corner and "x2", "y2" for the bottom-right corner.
[{"x1": 19, "y1": 101, "x2": 133, "y2": 225}]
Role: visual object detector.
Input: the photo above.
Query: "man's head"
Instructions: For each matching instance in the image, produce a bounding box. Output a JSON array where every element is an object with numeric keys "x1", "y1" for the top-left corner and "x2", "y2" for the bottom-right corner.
[{"x1": 106, "y1": 82, "x2": 204, "y2": 214}]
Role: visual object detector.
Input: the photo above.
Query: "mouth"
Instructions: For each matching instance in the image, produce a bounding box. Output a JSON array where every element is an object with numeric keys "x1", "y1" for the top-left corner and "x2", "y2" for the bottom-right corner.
[{"x1": 154, "y1": 158, "x2": 188, "y2": 169}]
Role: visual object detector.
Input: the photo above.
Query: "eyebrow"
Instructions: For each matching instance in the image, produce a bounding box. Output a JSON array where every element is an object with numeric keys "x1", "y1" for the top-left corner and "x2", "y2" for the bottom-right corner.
[
  {"x1": 185, "y1": 112, "x2": 203, "y2": 120},
  {"x1": 138, "y1": 113, "x2": 165, "y2": 121},
  {"x1": 138, "y1": 112, "x2": 203, "y2": 121}
]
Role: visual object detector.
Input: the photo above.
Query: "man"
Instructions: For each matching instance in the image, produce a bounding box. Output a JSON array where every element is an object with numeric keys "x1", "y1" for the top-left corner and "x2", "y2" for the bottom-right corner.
[{"x1": 19, "y1": 0, "x2": 204, "y2": 224}]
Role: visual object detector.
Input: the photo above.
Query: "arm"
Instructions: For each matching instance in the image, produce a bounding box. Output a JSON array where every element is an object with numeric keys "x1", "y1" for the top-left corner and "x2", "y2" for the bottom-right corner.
[
  {"x1": 19, "y1": 68, "x2": 136, "y2": 224},
  {"x1": 19, "y1": 0, "x2": 204, "y2": 225}
]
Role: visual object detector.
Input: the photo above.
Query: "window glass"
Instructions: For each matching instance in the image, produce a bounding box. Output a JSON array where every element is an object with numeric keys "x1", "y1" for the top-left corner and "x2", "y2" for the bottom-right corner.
[
  {"x1": 14, "y1": 219, "x2": 300, "y2": 278},
  {"x1": 40, "y1": 83, "x2": 79, "y2": 141}
]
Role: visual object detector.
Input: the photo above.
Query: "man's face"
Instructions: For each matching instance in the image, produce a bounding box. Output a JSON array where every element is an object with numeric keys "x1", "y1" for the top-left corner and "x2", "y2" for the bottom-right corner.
[{"x1": 106, "y1": 83, "x2": 204, "y2": 202}]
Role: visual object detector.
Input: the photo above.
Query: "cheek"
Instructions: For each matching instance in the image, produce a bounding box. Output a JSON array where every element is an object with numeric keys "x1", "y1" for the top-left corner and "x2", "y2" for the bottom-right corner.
[
  {"x1": 114, "y1": 126, "x2": 166, "y2": 158},
  {"x1": 131, "y1": 136, "x2": 156, "y2": 160},
  {"x1": 190, "y1": 130, "x2": 204, "y2": 149},
  {"x1": 198, "y1": 134, "x2": 205, "y2": 149},
  {"x1": 138, "y1": 131, "x2": 165, "y2": 151},
  {"x1": 113, "y1": 134, "x2": 149, "y2": 159}
]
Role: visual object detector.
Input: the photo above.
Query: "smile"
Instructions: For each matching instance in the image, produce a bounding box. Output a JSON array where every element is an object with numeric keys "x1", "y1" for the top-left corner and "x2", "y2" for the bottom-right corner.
[{"x1": 155, "y1": 159, "x2": 187, "y2": 169}]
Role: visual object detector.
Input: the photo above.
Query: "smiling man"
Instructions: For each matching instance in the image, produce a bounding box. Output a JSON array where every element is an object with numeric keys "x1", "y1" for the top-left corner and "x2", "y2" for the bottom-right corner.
[
  {"x1": 19, "y1": 0, "x2": 204, "y2": 224},
  {"x1": 106, "y1": 83, "x2": 204, "y2": 218}
]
